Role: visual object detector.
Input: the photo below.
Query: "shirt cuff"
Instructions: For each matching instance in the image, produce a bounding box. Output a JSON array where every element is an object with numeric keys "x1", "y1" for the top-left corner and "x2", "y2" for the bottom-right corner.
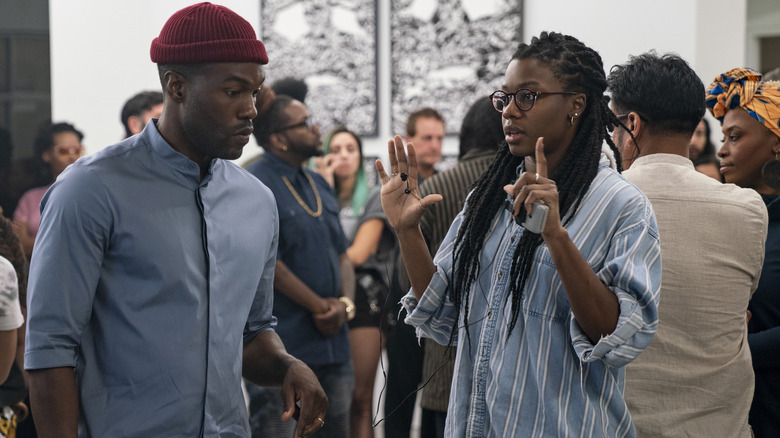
[
  {"x1": 570, "y1": 287, "x2": 649, "y2": 368},
  {"x1": 25, "y1": 346, "x2": 79, "y2": 371}
]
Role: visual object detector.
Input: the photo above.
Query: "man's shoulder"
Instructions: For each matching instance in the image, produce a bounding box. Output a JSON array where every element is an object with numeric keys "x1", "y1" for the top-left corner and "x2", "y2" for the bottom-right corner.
[
  {"x1": 420, "y1": 158, "x2": 487, "y2": 196},
  {"x1": 221, "y1": 161, "x2": 277, "y2": 204},
  {"x1": 64, "y1": 137, "x2": 149, "y2": 182},
  {"x1": 245, "y1": 154, "x2": 277, "y2": 184},
  {"x1": 628, "y1": 160, "x2": 764, "y2": 212}
]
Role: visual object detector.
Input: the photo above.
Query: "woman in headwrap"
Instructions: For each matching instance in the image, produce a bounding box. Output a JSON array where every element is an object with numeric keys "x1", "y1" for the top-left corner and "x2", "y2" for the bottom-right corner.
[{"x1": 706, "y1": 67, "x2": 780, "y2": 438}]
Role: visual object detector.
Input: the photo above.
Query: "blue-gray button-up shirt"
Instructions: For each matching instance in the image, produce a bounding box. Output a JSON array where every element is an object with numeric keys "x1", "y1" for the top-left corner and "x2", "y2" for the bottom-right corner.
[{"x1": 25, "y1": 122, "x2": 278, "y2": 437}]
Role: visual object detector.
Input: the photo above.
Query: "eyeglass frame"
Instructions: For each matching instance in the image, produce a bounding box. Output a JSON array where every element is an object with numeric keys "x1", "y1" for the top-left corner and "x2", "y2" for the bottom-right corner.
[
  {"x1": 272, "y1": 117, "x2": 317, "y2": 133},
  {"x1": 489, "y1": 89, "x2": 579, "y2": 113}
]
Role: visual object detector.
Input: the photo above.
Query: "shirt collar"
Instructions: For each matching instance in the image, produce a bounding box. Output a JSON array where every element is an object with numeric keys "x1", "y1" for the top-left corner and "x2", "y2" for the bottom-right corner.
[
  {"x1": 144, "y1": 120, "x2": 216, "y2": 184},
  {"x1": 630, "y1": 153, "x2": 695, "y2": 170},
  {"x1": 258, "y1": 151, "x2": 305, "y2": 180}
]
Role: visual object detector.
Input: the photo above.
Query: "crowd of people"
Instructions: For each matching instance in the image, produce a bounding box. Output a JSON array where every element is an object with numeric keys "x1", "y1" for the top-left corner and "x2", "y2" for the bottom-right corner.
[{"x1": 0, "y1": 2, "x2": 777, "y2": 438}]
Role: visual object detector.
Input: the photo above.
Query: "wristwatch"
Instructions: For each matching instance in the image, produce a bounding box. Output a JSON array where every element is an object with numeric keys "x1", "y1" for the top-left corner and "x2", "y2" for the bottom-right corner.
[{"x1": 339, "y1": 296, "x2": 356, "y2": 322}]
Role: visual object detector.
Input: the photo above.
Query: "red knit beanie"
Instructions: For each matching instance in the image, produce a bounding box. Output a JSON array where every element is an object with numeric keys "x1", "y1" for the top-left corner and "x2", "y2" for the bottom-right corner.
[{"x1": 150, "y1": 2, "x2": 268, "y2": 65}]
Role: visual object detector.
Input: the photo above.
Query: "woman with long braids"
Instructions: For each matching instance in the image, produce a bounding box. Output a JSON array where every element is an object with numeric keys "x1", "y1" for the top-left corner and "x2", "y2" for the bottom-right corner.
[
  {"x1": 706, "y1": 68, "x2": 780, "y2": 437},
  {"x1": 376, "y1": 32, "x2": 661, "y2": 436}
]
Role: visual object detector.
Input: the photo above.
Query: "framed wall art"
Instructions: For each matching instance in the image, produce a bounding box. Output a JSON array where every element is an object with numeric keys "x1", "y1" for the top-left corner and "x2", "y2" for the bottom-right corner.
[
  {"x1": 260, "y1": 0, "x2": 378, "y2": 136},
  {"x1": 390, "y1": 0, "x2": 523, "y2": 135}
]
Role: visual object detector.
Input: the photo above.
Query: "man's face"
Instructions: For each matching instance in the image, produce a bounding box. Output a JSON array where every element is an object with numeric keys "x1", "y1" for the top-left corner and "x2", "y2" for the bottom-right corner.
[
  {"x1": 277, "y1": 100, "x2": 322, "y2": 159},
  {"x1": 180, "y1": 62, "x2": 263, "y2": 163},
  {"x1": 129, "y1": 103, "x2": 164, "y2": 136},
  {"x1": 142, "y1": 103, "x2": 164, "y2": 126},
  {"x1": 407, "y1": 117, "x2": 444, "y2": 169}
]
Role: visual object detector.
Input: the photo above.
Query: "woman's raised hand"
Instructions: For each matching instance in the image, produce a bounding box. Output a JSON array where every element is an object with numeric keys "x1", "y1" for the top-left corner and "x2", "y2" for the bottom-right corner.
[
  {"x1": 312, "y1": 154, "x2": 336, "y2": 188},
  {"x1": 375, "y1": 136, "x2": 442, "y2": 231}
]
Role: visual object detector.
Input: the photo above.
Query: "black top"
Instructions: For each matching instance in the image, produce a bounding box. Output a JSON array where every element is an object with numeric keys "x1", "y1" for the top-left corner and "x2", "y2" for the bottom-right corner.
[{"x1": 748, "y1": 194, "x2": 780, "y2": 437}]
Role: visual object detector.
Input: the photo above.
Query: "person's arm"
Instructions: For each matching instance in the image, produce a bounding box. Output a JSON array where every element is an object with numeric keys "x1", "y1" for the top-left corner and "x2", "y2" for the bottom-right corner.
[
  {"x1": 0, "y1": 329, "x2": 15, "y2": 384},
  {"x1": 274, "y1": 260, "x2": 330, "y2": 314},
  {"x1": 374, "y1": 136, "x2": 442, "y2": 299},
  {"x1": 28, "y1": 367, "x2": 79, "y2": 438},
  {"x1": 505, "y1": 138, "x2": 619, "y2": 342},
  {"x1": 24, "y1": 169, "x2": 109, "y2": 437},
  {"x1": 274, "y1": 260, "x2": 346, "y2": 337},
  {"x1": 345, "y1": 218, "x2": 384, "y2": 267},
  {"x1": 312, "y1": 254, "x2": 353, "y2": 336},
  {"x1": 243, "y1": 331, "x2": 328, "y2": 438},
  {"x1": 543, "y1": 229, "x2": 619, "y2": 342},
  {"x1": 15, "y1": 307, "x2": 26, "y2": 386},
  {"x1": 0, "y1": 260, "x2": 23, "y2": 384}
]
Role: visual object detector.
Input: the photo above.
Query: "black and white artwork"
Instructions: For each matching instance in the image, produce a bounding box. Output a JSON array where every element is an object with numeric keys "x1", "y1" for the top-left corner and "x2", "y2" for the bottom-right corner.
[
  {"x1": 391, "y1": 0, "x2": 522, "y2": 135},
  {"x1": 260, "y1": 0, "x2": 377, "y2": 136}
]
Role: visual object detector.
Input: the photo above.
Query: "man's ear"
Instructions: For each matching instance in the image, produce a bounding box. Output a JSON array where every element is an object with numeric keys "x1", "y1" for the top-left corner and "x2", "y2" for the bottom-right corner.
[
  {"x1": 269, "y1": 132, "x2": 288, "y2": 152},
  {"x1": 163, "y1": 71, "x2": 186, "y2": 103},
  {"x1": 627, "y1": 112, "x2": 644, "y2": 141}
]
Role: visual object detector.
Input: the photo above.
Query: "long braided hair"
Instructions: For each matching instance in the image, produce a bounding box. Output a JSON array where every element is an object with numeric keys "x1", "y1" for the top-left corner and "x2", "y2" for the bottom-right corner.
[{"x1": 449, "y1": 32, "x2": 624, "y2": 343}]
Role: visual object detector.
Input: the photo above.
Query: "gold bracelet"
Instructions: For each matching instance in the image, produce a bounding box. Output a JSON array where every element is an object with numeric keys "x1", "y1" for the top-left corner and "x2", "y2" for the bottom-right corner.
[{"x1": 339, "y1": 296, "x2": 356, "y2": 321}]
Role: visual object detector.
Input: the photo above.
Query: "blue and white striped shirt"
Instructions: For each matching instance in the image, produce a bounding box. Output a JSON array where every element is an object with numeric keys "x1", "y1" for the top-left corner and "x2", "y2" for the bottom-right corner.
[{"x1": 403, "y1": 155, "x2": 661, "y2": 437}]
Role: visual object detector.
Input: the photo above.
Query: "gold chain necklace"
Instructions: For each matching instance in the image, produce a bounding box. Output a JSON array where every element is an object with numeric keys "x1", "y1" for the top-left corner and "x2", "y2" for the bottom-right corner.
[{"x1": 282, "y1": 173, "x2": 322, "y2": 217}]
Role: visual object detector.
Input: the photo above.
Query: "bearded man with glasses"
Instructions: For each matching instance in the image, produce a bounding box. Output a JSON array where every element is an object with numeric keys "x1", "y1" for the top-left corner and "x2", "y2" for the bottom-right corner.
[{"x1": 247, "y1": 95, "x2": 356, "y2": 438}]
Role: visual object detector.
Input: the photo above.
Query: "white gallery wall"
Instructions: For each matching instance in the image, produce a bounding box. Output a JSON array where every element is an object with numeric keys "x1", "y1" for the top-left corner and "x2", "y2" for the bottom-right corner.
[{"x1": 51, "y1": 0, "x2": 749, "y2": 161}]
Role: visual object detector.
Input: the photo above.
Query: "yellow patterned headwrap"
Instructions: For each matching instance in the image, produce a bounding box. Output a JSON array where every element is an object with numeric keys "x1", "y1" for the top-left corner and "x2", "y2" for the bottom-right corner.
[{"x1": 706, "y1": 67, "x2": 780, "y2": 139}]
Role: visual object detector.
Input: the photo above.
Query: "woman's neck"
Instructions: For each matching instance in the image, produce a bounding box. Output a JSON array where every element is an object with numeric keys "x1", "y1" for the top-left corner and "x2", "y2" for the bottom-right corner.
[
  {"x1": 756, "y1": 186, "x2": 780, "y2": 197},
  {"x1": 336, "y1": 174, "x2": 357, "y2": 204}
]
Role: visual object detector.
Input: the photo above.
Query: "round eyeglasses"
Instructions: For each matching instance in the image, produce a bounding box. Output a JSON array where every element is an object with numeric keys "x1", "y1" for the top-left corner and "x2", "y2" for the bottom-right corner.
[{"x1": 490, "y1": 89, "x2": 578, "y2": 113}]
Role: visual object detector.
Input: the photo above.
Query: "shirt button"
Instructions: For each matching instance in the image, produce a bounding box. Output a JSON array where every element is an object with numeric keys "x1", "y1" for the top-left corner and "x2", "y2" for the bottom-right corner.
[
  {"x1": 497, "y1": 272, "x2": 503, "y2": 278},
  {"x1": 511, "y1": 234, "x2": 516, "y2": 242},
  {"x1": 488, "y1": 311, "x2": 493, "y2": 318}
]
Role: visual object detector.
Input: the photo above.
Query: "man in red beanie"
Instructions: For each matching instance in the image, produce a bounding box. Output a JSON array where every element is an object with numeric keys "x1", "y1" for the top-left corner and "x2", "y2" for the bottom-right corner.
[{"x1": 24, "y1": 3, "x2": 327, "y2": 437}]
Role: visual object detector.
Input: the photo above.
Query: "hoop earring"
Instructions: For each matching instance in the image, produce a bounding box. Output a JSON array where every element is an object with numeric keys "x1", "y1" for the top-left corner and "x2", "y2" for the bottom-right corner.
[
  {"x1": 568, "y1": 114, "x2": 574, "y2": 127},
  {"x1": 762, "y1": 149, "x2": 780, "y2": 189}
]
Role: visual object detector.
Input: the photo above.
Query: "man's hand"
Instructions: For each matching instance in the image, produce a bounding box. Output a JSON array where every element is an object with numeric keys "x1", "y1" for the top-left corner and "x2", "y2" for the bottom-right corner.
[
  {"x1": 312, "y1": 297, "x2": 346, "y2": 336},
  {"x1": 280, "y1": 360, "x2": 328, "y2": 437}
]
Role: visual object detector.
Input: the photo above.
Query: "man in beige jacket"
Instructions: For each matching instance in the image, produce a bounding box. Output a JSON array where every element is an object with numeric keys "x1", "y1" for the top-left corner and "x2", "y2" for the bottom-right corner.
[{"x1": 609, "y1": 52, "x2": 767, "y2": 437}]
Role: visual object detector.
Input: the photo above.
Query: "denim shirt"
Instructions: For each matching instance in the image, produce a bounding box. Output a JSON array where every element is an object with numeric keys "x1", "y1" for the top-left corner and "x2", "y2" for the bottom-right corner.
[
  {"x1": 403, "y1": 155, "x2": 661, "y2": 437},
  {"x1": 248, "y1": 152, "x2": 350, "y2": 367},
  {"x1": 25, "y1": 121, "x2": 279, "y2": 437}
]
